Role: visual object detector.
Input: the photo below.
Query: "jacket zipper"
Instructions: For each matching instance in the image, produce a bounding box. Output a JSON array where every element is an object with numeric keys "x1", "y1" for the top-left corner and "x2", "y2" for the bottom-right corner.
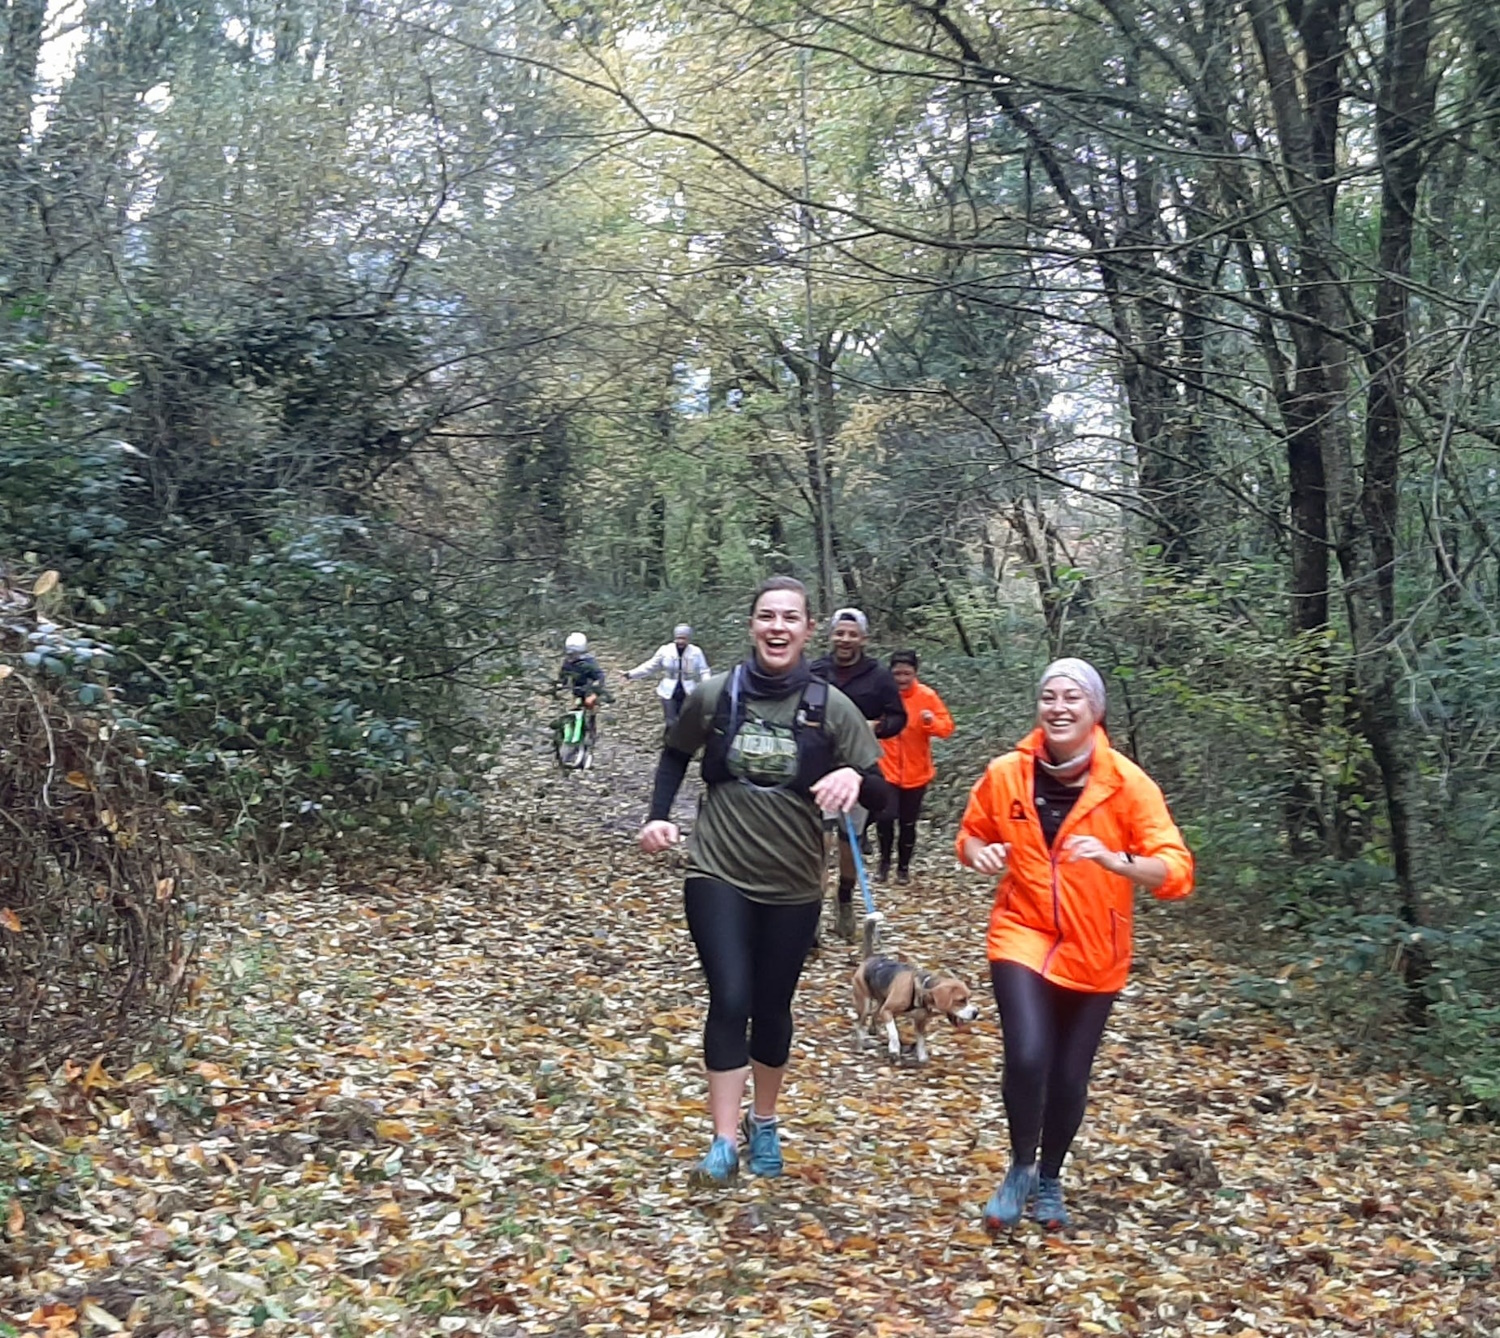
[
  {"x1": 1040, "y1": 848, "x2": 1064, "y2": 975},
  {"x1": 1036, "y1": 763, "x2": 1116, "y2": 977},
  {"x1": 1110, "y1": 908, "x2": 1120, "y2": 962},
  {"x1": 1037, "y1": 754, "x2": 1065, "y2": 974}
]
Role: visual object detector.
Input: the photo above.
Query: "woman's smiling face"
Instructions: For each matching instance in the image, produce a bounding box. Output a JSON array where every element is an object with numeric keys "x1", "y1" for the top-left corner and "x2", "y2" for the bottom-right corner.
[
  {"x1": 750, "y1": 587, "x2": 812, "y2": 673},
  {"x1": 1037, "y1": 676, "x2": 1098, "y2": 758}
]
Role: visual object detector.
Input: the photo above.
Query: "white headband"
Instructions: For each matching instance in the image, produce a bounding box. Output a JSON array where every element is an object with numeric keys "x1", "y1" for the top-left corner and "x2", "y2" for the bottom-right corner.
[{"x1": 1039, "y1": 657, "x2": 1106, "y2": 716}]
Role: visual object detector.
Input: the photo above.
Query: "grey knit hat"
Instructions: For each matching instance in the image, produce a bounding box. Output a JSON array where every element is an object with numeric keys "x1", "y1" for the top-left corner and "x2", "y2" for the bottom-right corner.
[{"x1": 1038, "y1": 657, "x2": 1107, "y2": 717}]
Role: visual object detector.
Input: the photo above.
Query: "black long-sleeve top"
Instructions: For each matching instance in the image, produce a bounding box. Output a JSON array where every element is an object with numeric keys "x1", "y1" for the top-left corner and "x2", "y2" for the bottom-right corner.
[{"x1": 809, "y1": 653, "x2": 908, "y2": 739}]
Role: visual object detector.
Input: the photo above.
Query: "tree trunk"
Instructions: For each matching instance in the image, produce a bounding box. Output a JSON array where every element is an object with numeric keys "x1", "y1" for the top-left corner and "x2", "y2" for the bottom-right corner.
[
  {"x1": 642, "y1": 492, "x2": 666, "y2": 591},
  {"x1": 1353, "y1": 0, "x2": 1439, "y2": 1020}
]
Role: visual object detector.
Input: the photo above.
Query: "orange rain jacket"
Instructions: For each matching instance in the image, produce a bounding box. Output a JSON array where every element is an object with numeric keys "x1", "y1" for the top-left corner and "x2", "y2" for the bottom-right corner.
[
  {"x1": 879, "y1": 681, "x2": 955, "y2": 790},
  {"x1": 956, "y1": 725, "x2": 1194, "y2": 994}
]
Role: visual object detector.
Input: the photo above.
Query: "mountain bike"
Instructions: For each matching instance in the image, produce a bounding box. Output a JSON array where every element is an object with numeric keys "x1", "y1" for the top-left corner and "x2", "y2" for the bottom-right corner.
[{"x1": 553, "y1": 693, "x2": 598, "y2": 771}]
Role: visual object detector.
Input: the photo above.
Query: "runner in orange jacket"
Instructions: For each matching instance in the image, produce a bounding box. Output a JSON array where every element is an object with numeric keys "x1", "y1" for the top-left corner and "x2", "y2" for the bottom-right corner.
[
  {"x1": 956, "y1": 657, "x2": 1193, "y2": 1233},
  {"x1": 875, "y1": 650, "x2": 954, "y2": 883}
]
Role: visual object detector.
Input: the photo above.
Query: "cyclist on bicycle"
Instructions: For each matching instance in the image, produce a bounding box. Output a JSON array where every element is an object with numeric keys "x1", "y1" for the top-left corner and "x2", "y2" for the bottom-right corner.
[{"x1": 556, "y1": 632, "x2": 607, "y2": 744}]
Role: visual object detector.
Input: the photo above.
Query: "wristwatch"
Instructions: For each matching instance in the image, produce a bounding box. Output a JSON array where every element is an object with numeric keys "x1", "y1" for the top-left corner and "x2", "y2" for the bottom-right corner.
[{"x1": 1122, "y1": 851, "x2": 1135, "y2": 864}]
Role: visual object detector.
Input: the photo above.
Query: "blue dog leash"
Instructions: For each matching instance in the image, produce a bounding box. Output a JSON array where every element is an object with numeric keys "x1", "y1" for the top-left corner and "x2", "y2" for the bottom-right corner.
[{"x1": 843, "y1": 811, "x2": 878, "y2": 918}]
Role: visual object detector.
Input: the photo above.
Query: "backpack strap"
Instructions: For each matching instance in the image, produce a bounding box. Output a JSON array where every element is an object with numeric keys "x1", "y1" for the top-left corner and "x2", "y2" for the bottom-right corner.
[
  {"x1": 699, "y1": 668, "x2": 738, "y2": 786},
  {"x1": 797, "y1": 677, "x2": 828, "y2": 731}
]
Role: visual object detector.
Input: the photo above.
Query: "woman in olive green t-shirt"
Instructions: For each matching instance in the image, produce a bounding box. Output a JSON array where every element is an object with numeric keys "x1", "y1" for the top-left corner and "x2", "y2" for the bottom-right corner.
[{"x1": 640, "y1": 576, "x2": 890, "y2": 1186}]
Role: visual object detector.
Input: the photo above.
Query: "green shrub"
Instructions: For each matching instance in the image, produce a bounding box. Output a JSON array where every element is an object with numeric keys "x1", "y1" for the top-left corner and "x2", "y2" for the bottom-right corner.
[{"x1": 1, "y1": 322, "x2": 487, "y2": 862}]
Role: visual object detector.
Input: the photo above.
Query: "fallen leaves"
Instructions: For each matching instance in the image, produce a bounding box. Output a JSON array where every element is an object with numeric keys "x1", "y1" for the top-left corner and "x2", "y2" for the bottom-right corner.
[{"x1": 2, "y1": 672, "x2": 1497, "y2": 1336}]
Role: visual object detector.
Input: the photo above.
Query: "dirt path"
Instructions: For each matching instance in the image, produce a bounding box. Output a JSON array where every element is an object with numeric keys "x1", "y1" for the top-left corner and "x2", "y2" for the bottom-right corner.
[{"x1": 5, "y1": 671, "x2": 1497, "y2": 1337}]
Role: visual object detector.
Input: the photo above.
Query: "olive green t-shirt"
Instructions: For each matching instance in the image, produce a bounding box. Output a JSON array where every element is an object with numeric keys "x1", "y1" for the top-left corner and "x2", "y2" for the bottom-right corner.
[{"x1": 668, "y1": 671, "x2": 881, "y2": 904}]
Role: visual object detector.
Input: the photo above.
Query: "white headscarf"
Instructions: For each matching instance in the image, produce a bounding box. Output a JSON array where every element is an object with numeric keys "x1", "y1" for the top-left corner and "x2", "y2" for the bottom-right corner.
[
  {"x1": 1035, "y1": 658, "x2": 1106, "y2": 778},
  {"x1": 1038, "y1": 658, "x2": 1107, "y2": 719}
]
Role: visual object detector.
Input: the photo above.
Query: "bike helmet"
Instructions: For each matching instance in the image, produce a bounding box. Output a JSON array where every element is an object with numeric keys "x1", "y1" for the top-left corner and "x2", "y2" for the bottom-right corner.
[{"x1": 564, "y1": 632, "x2": 588, "y2": 654}]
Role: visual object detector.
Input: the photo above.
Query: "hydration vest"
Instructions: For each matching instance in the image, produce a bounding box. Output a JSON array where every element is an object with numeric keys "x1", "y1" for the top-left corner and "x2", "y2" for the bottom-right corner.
[{"x1": 699, "y1": 667, "x2": 835, "y2": 797}]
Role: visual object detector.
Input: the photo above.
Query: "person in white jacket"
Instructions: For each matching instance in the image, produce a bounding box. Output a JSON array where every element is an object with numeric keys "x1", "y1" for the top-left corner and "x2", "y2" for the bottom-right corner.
[{"x1": 627, "y1": 624, "x2": 712, "y2": 728}]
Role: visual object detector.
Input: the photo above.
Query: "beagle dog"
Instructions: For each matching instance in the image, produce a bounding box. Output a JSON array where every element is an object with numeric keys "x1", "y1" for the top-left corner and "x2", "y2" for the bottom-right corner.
[{"x1": 851, "y1": 918, "x2": 979, "y2": 1064}]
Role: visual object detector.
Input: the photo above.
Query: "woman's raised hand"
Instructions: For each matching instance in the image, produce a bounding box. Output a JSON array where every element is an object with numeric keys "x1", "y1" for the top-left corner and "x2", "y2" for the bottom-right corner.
[
  {"x1": 967, "y1": 840, "x2": 1011, "y2": 876},
  {"x1": 1063, "y1": 834, "x2": 1114, "y2": 867},
  {"x1": 639, "y1": 820, "x2": 681, "y2": 854}
]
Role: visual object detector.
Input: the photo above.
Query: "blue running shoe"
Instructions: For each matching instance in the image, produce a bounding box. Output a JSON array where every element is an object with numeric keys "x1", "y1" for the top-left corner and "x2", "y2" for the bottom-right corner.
[
  {"x1": 983, "y1": 1162, "x2": 1038, "y2": 1232},
  {"x1": 689, "y1": 1135, "x2": 739, "y2": 1186},
  {"x1": 1034, "y1": 1174, "x2": 1069, "y2": 1229},
  {"x1": 739, "y1": 1112, "x2": 784, "y2": 1178}
]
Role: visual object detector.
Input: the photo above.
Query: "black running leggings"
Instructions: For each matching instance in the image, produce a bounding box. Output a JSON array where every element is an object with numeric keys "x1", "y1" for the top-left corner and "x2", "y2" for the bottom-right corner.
[
  {"x1": 876, "y1": 783, "x2": 928, "y2": 872},
  {"x1": 684, "y1": 877, "x2": 822, "y2": 1071},
  {"x1": 990, "y1": 961, "x2": 1117, "y2": 1177}
]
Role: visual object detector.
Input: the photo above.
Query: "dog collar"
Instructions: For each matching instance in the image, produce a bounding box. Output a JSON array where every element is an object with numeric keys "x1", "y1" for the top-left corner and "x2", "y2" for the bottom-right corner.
[{"x1": 913, "y1": 972, "x2": 935, "y2": 1011}]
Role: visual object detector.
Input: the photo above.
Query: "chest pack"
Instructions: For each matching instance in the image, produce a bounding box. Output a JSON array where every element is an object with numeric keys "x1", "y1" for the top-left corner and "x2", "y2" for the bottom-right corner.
[{"x1": 700, "y1": 667, "x2": 836, "y2": 796}]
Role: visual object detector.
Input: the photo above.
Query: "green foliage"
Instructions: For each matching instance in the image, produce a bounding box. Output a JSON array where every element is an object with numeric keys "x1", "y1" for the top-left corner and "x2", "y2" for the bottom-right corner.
[
  {"x1": 99, "y1": 513, "x2": 484, "y2": 857},
  {"x1": 0, "y1": 320, "x2": 487, "y2": 863}
]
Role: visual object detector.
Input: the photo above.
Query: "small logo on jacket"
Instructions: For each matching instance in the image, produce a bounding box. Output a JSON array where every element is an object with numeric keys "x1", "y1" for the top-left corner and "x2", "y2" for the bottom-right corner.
[{"x1": 1009, "y1": 800, "x2": 1028, "y2": 821}]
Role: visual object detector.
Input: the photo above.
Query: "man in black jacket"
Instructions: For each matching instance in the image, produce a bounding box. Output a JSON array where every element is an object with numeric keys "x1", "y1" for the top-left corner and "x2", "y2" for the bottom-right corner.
[{"x1": 811, "y1": 608, "x2": 907, "y2": 941}]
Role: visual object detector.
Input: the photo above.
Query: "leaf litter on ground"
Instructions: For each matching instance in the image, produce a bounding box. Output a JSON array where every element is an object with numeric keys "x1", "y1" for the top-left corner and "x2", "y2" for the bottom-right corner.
[{"x1": 3, "y1": 665, "x2": 1497, "y2": 1337}]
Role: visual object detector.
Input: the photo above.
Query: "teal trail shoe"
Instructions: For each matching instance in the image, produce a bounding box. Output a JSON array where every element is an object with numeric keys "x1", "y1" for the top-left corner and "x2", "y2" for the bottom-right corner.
[
  {"x1": 689, "y1": 1135, "x2": 739, "y2": 1186},
  {"x1": 983, "y1": 1162, "x2": 1038, "y2": 1232},
  {"x1": 1034, "y1": 1174, "x2": 1070, "y2": 1229},
  {"x1": 739, "y1": 1112, "x2": 784, "y2": 1178}
]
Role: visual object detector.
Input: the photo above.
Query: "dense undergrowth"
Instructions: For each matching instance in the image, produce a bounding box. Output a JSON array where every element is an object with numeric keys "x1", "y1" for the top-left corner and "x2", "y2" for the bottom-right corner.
[
  {"x1": 1, "y1": 328, "x2": 494, "y2": 868},
  {"x1": 1, "y1": 319, "x2": 505, "y2": 1074}
]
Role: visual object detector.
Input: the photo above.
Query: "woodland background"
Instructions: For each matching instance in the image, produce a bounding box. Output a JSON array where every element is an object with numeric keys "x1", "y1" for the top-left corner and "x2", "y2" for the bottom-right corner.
[{"x1": 4, "y1": 0, "x2": 1500, "y2": 1124}]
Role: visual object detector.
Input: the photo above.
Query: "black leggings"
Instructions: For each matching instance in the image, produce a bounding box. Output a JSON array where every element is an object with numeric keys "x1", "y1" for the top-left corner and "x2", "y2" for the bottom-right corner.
[
  {"x1": 990, "y1": 961, "x2": 1116, "y2": 1177},
  {"x1": 876, "y1": 784, "x2": 928, "y2": 872},
  {"x1": 684, "y1": 877, "x2": 822, "y2": 1071}
]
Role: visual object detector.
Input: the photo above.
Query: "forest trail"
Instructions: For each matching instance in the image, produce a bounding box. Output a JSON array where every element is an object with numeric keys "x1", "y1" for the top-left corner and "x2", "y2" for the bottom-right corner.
[{"x1": 6, "y1": 668, "x2": 1497, "y2": 1338}]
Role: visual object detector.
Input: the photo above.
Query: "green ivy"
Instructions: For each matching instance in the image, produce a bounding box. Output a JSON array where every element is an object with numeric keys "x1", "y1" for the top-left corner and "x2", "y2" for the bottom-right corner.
[{"x1": 1, "y1": 321, "x2": 485, "y2": 861}]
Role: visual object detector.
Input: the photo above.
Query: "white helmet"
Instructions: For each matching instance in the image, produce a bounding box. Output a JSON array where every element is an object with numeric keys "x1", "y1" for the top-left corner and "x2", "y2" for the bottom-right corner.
[{"x1": 564, "y1": 632, "x2": 588, "y2": 654}]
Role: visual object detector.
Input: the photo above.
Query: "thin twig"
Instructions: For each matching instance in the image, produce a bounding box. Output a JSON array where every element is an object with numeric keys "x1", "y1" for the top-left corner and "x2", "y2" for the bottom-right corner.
[{"x1": 13, "y1": 672, "x2": 60, "y2": 809}]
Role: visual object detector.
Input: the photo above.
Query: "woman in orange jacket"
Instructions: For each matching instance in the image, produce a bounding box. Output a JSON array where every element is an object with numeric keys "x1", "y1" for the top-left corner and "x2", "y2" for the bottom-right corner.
[
  {"x1": 956, "y1": 658, "x2": 1193, "y2": 1232},
  {"x1": 876, "y1": 651, "x2": 954, "y2": 883}
]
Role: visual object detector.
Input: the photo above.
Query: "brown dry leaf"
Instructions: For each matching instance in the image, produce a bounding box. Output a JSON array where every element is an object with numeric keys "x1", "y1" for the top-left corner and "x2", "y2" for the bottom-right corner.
[
  {"x1": 375, "y1": 1118, "x2": 414, "y2": 1142},
  {"x1": 80, "y1": 1056, "x2": 115, "y2": 1092},
  {"x1": 32, "y1": 569, "x2": 60, "y2": 597},
  {"x1": 6, "y1": 1196, "x2": 23, "y2": 1237},
  {"x1": 0, "y1": 907, "x2": 20, "y2": 932},
  {"x1": 0, "y1": 663, "x2": 13, "y2": 680},
  {"x1": 65, "y1": 770, "x2": 92, "y2": 790},
  {"x1": 79, "y1": 1301, "x2": 124, "y2": 1333}
]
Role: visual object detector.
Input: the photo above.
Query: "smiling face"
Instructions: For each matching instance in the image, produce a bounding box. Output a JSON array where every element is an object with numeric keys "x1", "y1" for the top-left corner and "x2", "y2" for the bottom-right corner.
[
  {"x1": 750, "y1": 587, "x2": 812, "y2": 674},
  {"x1": 1037, "y1": 676, "x2": 1099, "y2": 759},
  {"x1": 891, "y1": 662, "x2": 917, "y2": 692},
  {"x1": 829, "y1": 620, "x2": 866, "y2": 666},
  {"x1": 674, "y1": 635, "x2": 689, "y2": 653}
]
